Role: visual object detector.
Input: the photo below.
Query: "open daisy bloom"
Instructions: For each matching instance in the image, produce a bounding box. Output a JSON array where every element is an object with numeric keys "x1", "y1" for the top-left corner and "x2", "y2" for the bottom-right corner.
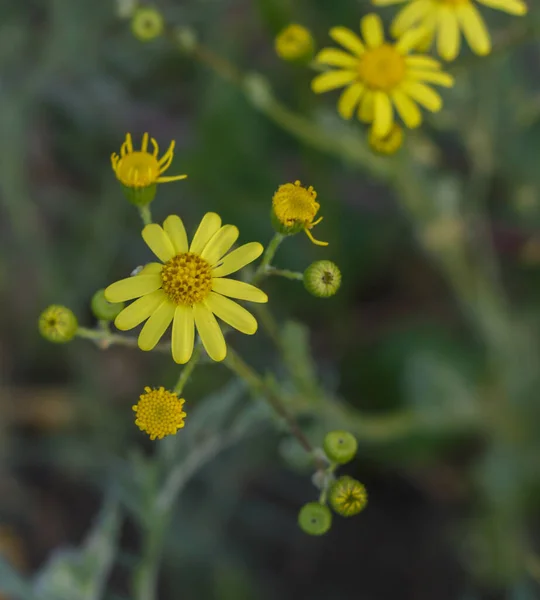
[
  {"x1": 111, "y1": 133, "x2": 187, "y2": 205},
  {"x1": 373, "y1": 0, "x2": 528, "y2": 61},
  {"x1": 104, "y1": 213, "x2": 267, "y2": 363},
  {"x1": 311, "y1": 13, "x2": 454, "y2": 137}
]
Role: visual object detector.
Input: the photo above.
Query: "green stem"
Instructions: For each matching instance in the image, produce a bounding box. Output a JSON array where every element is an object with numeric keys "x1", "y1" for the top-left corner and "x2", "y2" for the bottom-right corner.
[
  {"x1": 133, "y1": 516, "x2": 168, "y2": 600},
  {"x1": 224, "y1": 347, "x2": 326, "y2": 470},
  {"x1": 173, "y1": 344, "x2": 202, "y2": 395},
  {"x1": 252, "y1": 233, "x2": 284, "y2": 285},
  {"x1": 76, "y1": 326, "x2": 170, "y2": 353},
  {"x1": 265, "y1": 266, "x2": 304, "y2": 281},
  {"x1": 138, "y1": 205, "x2": 152, "y2": 226}
]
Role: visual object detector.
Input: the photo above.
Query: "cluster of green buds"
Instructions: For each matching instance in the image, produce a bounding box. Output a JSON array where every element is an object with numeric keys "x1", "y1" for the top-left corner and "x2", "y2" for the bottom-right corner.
[{"x1": 298, "y1": 430, "x2": 367, "y2": 536}]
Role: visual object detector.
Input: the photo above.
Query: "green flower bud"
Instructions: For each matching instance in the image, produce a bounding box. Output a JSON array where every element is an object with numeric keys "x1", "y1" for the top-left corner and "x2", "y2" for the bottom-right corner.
[
  {"x1": 298, "y1": 502, "x2": 332, "y2": 536},
  {"x1": 121, "y1": 183, "x2": 157, "y2": 207},
  {"x1": 303, "y1": 260, "x2": 341, "y2": 298},
  {"x1": 323, "y1": 430, "x2": 357, "y2": 464},
  {"x1": 39, "y1": 305, "x2": 78, "y2": 343},
  {"x1": 329, "y1": 477, "x2": 368, "y2": 517},
  {"x1": 91, "y1": 289, "x2": 125, "y2": 321},
  {"x1": 131, "y1": 7, "x2": 164, "y2": 42}
]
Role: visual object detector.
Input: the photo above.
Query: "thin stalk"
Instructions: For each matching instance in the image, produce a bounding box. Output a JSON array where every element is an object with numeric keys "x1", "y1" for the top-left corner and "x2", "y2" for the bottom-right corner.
[{"x1": 173, "y1": 344, "x2": 202, "y2": 394}]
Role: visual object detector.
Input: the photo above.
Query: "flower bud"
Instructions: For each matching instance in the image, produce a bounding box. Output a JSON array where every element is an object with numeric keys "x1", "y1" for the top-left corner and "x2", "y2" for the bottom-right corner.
[
  {"x1": 323, "y1": 430, "x2": 357, "y2": 464},
  {"x1": 329, "y1": 476, "x2": 368, "y2": 517},
  {"x1": 39, "y1": 305, "x2": 78, "y2": 343},
  {"x1": 298, "y1": 502, "x2": 332, "y2": 536},
  {"x1": 303, "y1": 260, "x2": 341, "y2": 298},
  {"x1": 275, "y1": 24, "x2": 315, "y2": 64},
  {"x1": 91, "y1": 289, "x2": 125, "y2": 321},
  {"x1": 131, "y1": 6, "x2": 164, "y2": 42}
]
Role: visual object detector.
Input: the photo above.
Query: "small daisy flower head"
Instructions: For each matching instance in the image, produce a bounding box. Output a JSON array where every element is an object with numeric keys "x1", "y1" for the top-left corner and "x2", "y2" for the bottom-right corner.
[
  {"x1": 111, "y1": 133, "x2": 187, "y2": 206},
  {"x1": 369, "y1": 122, "x2": 404, "y2": 155},
  {"x1": 275, "y1": 24, "x2": 315, "y2": 64},
  {"x1": 131, "y1": 6, "x2": 164, "y2": 42},
  {"x1": 329, "y1": 476, "x2": 368, "y2": 517},
  {"x1": 323, "y1": 430, "x2": 358, "y2": 464},
  {"x1": 374, "y1": 0, "x2": 528, "y2": 62},
  {"x1": 298, "y1": 502, "x2": 333, "y2": 536},
  {"x1": 104, "y1": 213, "x2": 267, "y2": 364},
  {"x1": 272, "y1": 181, "x2": 328, "y2": 246},
  {"x1": 311, "y1": 13, "x2": 454, "y2": 137},
  {"x1": 133, "y1": 386, "x2": 186, "y2": 440},
  {"x1": 39, "y1": 305, "x2": 78, "y2": 343},
  {"x1": 304, "y1": 260, "x2": 341, "y2": 298}
]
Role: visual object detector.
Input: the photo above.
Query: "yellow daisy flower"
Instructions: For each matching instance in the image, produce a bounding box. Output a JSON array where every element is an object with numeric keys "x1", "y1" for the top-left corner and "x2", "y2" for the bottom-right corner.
[
  {"x1": 104, "y1": 213, "x2": 268, "y2": 363},
  {"x1": 373, "y1": 0, "x2": 528, "y2": 61},
  {"x1": 133, "y1": 386, "x2": 186, "y2": 440},
  {"x1": 311, "y1": 13, "x2": 454, "y2": 137}
]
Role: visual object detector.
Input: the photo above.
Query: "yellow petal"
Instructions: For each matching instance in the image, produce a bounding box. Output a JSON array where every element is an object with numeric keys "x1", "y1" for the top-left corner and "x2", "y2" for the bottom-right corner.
[
  {"x1": 311, "y1": 70, "x2": 357, "y2": 94},
  {"x1": 189, "y1": 212, "x2": 222, "y2": 254},
  {"x1": 142, "y1": 224, "x2": 176, "y2": 263},
  {"x1": 373, "y1": 91, "x2": 393, "y2": 137},
  {"x1": 372, "y1": 0, "x2": 408, "y2": 4},
  {"x1": 193, "y1": 303, "x2": 227, "y2": 362},
  {"x1": 437, "y1": 8, "x2": 460, "y2": 61},
  {"x1": 402, "y1": 81, "x2": 442, "y2": 111},
  {"x1": 391, "y1": 0, "x2": 431, "y2": 37},
  {"x1": 358, "y1": 90, "x2": 375, "y2": 122},
  {"x1": 405, "y1": 55, "x2": 441, "y2": 70},
  {"x1": 476, "y1": 0, "x2": 527, "y2": 15},
  {"x1": 361, "y1": 14, "x2": 385, "y2": 49},
  {"x1": 408, "y1": 69, "x2": 454, "y2": 87},
  {"x1": 114, "y1": 289, "x2": 167, "y2": 331},
  {"x1": 156, "y1": 174, "x2": 188, "y2": 183},
  {"x1": 337, "y1": 83, "x2": 365, "y2": 120},
  {"x1": 171, "y1": 305, "x2": 195, "y2": 364},
  {"x1": 201, "y1": 224, "x2": 239, "y2": 265},
  {"x1": 315, "y1": 48, "x2": 358, "y2": 68},
  {"x1": 212, "y1": 278, "x2": 268, "y2": 303},
  {"x1": 212, "y1": 242, "x2": 264, "y2": 277},
  {"x1": 415, "y1": 18, "x2": 436, "y2": 52},
  {"x1": 104, "y1": 274, "x2": 162, "y2": 303},
  {"x1": 138, "y1": 300, "x2": 175, "y2": 351},
  {"x1": 163, "y1": 215, "x2": 188, "y2": 254},
  {"x1": 138, "y1": 263, "x2": 163, "y2": 276},
  {"x1": 395, "y1": 26, "x2": 433, "y2": 53},
  {"x1": 392, "y1": 89, "x2": 422, "y2": 128},
  {"x1": 205, "y1": 292, "x2": 258, "y2": 335},
  {"x1": 329, "y1": 26, "x2": 365, "y2": 56},
  {"x1": 457, "y1": 4, "x2": 491, "y2": 56}
]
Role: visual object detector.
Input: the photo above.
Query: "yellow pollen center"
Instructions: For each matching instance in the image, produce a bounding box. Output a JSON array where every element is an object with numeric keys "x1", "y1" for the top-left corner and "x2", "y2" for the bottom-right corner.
[
  {"x1": 116, "y1": 152, "x2": 160, "y2": 188},
  {"x1": 272, "y1": 181, "x2": 319, "y2": 226},
  {"x1": 133, "y1": 387, "x2": 186, "y2": 441},
  {"x1": 358, "y1": 44, "x2": 406, "y2": 91},
  {"x1": 160, "y1": 252, "x2": 213, "y2": 306}
]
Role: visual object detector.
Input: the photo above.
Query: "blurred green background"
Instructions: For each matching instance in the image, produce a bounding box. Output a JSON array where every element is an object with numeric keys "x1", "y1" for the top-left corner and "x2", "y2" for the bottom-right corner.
[{"x1": 2, "y1": 0, "x2": 540, "y2": 598}]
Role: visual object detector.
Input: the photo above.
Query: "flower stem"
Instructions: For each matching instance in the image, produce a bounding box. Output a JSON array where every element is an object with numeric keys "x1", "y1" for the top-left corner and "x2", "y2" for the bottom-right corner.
[
  {"x1": 252, "y1": 233, "x2": 284, "y2": 285},
  {"x1": 265, "y1": 266, "x2": 303, "y2": 281},
  {"x1": 173, "y1": 344, "x2": 202, "y2": 395},
  {"x1": 76, "y1": 326, "x2": 170, "y2": 353},
  {"x1": 224, "y1": 347, "x2": 326, "y2": 470},
  {"x1": 138, "y1": 205, "x2": 152, "y2": 226}
]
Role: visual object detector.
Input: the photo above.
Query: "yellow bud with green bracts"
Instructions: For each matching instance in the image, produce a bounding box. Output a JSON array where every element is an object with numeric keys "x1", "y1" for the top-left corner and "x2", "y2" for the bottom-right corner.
[
  {"x1": 329, "y1": 476, "x2": 368, "y2": 517},
  {"x1": 298, "y1": 502, "x2": 332, "y2": 536},
  {"x1": 323, "y1": 430, "x2": 357, "y2": 464},
  {"x1": 91, "y1": 289, "x2": 125, "y2": 321},
  {"x1": 39, "y1": 305, "x2": 78, "y2": 343},
  {"x1": 304, "y1": 260, "x2": 341, "y2": 298},
  {"x1": 275, "y1": 24, "x2": 315, "y2": 64}
]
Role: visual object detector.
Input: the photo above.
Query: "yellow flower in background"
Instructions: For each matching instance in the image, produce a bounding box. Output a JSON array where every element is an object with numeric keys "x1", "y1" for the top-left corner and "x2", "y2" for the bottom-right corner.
[
  {"x1": 373, "y1": 0, "x2": 528, "y2": 61},
  {"x1": 275, "y1": 24, "x2": 315, "y2": 63},
  {"x1": 368, "y1": 122, "x2": 404, "y2": 154},
  {"x1": 311, "y1": 13, "x2": 454, "y2": 137},
  {"x1": 131, "y1": 6, "x2": 164, "y2": 42},
  {"x1": 272, "y1": 180, "x2": 328, "y2": 246},
  {"x1": 133, "y1": 386, "x2": 186, "y2": 440},
  {"x1": 105, "y1": 213, "x2": 267, "y2": 363}
]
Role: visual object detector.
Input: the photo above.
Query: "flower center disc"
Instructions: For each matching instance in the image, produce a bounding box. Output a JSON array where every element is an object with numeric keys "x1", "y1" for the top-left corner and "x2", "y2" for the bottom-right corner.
[
  {"x1": 117, "y1": 152, "x2": 160, "y2": 187},
  {"x1": 358, "y1": 44, "x2": 406, "y2": 91},
  {"x1": 161, "y1": 252, "x2": 213, "y2": 306},
  {"x1": 273, "y1": 184, "x2": 319, "y2": 226}
]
